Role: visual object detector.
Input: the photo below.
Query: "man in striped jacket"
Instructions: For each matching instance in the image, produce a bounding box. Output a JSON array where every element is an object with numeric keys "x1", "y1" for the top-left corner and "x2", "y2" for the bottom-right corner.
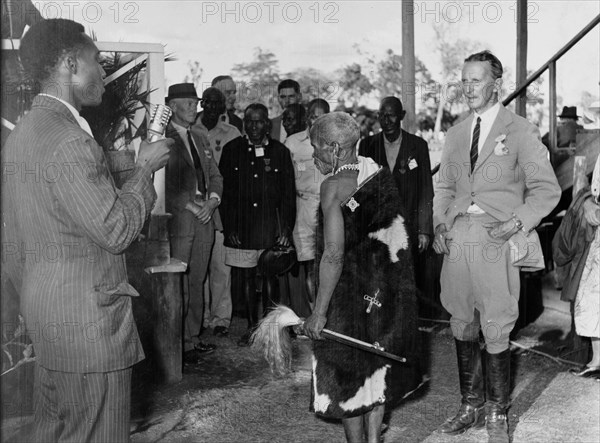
[{"x1": 2, "y1": 19, "x2": 171, "y2": 442}]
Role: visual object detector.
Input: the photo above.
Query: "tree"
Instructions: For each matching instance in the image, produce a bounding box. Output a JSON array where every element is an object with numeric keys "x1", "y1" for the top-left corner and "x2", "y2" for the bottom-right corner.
[
  {"x1": 183, "y1": 60, "x2": 203, "y2": 91},
  {"x1": 336, "y1": 62, "x2": 374, "y2": 108},
  {"x1": 284, "y1": 67, "x2": 337, "y2": 105},
  {"x1": 432, "y1": 22, "x2": 479, "y2": 137},
  {"x1": 231, "y1": 47, "x2": 281, "y2": 114}
]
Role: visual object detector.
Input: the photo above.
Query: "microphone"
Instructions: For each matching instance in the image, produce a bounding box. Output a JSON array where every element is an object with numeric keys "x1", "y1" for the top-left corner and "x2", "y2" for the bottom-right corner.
[{"x1": 147, "y1": 104, "x2": 172, "y2": 142}]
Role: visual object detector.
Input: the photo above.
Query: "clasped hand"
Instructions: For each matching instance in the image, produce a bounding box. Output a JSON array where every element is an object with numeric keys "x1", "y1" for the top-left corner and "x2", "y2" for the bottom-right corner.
[
  {"x1": 303, "y1": 312, "x2": 327, "y2": 340},
  {"x1": 482, "y1": 219, "x2": 519, "y2": 242},
  {"x1": 185, "y1": 198, "x2": 217, "y2": 224}
]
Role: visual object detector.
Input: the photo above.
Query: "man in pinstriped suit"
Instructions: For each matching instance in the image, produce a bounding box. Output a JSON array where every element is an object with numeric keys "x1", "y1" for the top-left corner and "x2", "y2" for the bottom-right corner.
[{"x1": 2, "y1": 19, "x2": 171, "y2": 442}]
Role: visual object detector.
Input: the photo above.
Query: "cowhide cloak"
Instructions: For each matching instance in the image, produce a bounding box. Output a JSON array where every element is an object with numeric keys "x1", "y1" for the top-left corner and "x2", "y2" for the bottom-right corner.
[{"x1": 311, "y1": 166, "x2": 423, "y2": 419}]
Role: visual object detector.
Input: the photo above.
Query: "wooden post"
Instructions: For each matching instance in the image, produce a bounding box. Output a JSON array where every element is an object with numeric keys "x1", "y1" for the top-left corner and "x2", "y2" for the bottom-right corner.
[
  {"x1": 146, "y1": 260, "x2": 187, "y2": 383},
  {"x1": 515, "y1": 0, "x2": 528, "y2": 117},
  {"x1": 401, "y1": 0, "x2": 416, "y2": 133}
]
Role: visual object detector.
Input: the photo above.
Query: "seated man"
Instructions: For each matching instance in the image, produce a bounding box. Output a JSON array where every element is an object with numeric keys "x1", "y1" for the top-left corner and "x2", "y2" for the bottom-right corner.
[{"x1": 219, "y1": 103, "x2": 296, "y2": 346}]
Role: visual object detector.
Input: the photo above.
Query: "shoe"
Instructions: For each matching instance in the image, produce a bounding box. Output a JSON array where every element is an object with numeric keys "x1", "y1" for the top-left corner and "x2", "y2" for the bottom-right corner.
[
  {"x1": 437, "y1": 339, "x2": 485, "y2": 435},
  {"x1": 237, "y1": 330, "x2": 252, "y2": 347},
  {"x1": 213, "y1": 326, "x2": 229, "y2": 337},
  {"x1": 569, "y1": 366, "x2": 600, "y2": 379},
  {"x1": 183, "y1": 341, "x2": 216, "y2": 364}
]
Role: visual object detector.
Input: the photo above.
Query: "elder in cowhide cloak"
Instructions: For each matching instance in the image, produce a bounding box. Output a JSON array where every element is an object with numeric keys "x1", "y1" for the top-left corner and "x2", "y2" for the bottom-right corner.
[{"x1": 304, "y1": 112, "x2": 423, "y2": 442}]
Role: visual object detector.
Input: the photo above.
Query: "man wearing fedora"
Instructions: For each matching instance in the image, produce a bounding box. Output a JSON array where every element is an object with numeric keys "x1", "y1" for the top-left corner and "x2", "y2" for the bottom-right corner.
[
  {"x1": 542, "y1": 105, "x2": 584, "y2": 165},
  {"x1": 165, "y1": 83, "x2": 223, "y2": 363}
]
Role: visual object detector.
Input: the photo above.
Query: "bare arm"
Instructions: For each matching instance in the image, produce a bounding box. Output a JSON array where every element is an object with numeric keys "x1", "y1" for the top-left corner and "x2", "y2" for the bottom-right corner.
[{"x1": 304, "y1": 177, "x2": 345, "y2": 340}]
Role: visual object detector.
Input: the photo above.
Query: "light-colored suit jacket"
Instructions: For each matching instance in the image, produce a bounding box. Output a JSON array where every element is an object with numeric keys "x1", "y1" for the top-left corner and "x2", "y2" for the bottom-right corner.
[
  {"x1": 433, "y1": 105, "x2": 560, "y2": 250},
  {"x1": 270, "y1": 114, "x2": 286, "y2": 143},
  {"x1": 165, "y1": 123, "x2": 224, "y2": 237},
  {"x1": 2, "y1": 95, "x2": 153, "y2": 372}
]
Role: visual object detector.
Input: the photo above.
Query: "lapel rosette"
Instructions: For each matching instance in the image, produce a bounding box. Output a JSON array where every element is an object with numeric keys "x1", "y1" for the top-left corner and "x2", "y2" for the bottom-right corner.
[{"x1": 494, "y1": 134, "x2": 509, "y2": 156}]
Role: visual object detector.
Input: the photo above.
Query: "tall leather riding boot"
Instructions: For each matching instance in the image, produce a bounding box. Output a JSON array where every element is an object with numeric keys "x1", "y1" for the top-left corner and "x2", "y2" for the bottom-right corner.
[
  {"x1": 485, "y1": 349, "x2": 511, "y2": 443},
  {"x1": 438, "y1": 339, "x2": 486, "y2": 435},
  {"x1": 261, "y1": 275, "x2": 279, "y2": 317}
]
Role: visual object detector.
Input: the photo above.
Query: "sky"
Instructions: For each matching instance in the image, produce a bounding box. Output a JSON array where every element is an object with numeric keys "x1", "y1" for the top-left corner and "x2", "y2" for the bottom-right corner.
[{"x1": 31, "y1": 0, "x2": 600, "y2": 111}]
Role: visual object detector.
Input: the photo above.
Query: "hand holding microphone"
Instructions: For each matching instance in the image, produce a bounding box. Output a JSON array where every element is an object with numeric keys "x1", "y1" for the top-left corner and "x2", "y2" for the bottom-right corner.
[{"x1": 137, "y1": 104, "x2": 174, "y2": 173}]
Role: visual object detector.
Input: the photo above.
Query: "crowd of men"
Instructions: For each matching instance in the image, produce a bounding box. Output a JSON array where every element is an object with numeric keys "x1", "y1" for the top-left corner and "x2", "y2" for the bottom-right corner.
[
  {"x1": 164, "y1": 77, "x2": 436, "y2": 356},
  {"x1": 3, "y1": 17, "x2": 567, "y2": 443}
]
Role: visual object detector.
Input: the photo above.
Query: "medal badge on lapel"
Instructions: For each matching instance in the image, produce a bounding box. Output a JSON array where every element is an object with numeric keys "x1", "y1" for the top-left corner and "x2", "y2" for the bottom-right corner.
[
  {"x1": 264, "y1": 158, "x2": 271, "y2": 172},
  {"x1": 215, "y1": 139, "x2": 221, "y2": 152},
  {"x1": 399, "y1": 159, "x2": 406, "y2": 174}
]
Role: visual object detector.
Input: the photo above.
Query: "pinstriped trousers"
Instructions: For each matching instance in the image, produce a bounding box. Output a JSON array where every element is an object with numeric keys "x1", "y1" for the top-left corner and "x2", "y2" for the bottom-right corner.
[{"x1": 33, "y1": 364, "x2": 132, "y2": 442}]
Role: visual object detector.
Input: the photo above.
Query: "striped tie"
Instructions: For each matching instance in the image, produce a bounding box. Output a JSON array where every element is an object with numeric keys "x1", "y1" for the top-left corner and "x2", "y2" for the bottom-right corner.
[{"x1": 470, "y1": 117, "x2": 481, "y2": 173}]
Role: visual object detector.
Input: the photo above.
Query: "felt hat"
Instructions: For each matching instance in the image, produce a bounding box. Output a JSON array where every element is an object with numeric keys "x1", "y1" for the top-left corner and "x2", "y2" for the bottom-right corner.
[
  {"x1": 258, "y1": 245, "x2": 297, "y2": 276},
  {"x1": 558, "y1": 106, "x2": 579, "y2": 119},
  {"x1": 165, "y1": 83, "x2": 199, "y2": 103}
]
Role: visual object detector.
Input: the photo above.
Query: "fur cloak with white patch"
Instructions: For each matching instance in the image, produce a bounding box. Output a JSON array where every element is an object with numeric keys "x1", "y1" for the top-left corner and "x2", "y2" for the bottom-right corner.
[{"x1": 311, "y1": 165, "x2": 423, "y2": 419}]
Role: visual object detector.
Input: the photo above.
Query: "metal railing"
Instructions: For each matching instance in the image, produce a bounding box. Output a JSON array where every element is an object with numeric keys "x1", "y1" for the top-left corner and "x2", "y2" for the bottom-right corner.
[
  {"x1": 502, "y1": 14, "x2": 600, "y2": 155},
  {"x1": 431, "y1": 13, "x2": 600, "y2": 176}
]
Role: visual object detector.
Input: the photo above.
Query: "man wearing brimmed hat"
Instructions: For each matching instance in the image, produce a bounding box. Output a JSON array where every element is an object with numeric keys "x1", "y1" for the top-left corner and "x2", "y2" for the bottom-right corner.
[
  {"x1": 165, "y1": 83, "x2": 223, "y2": 363},
  {"x1": 542, "y1": 105, "x2": 584, "y2": 167},
  {"x1": 543, "y1": 105, "x2": 583, "y2": 147}
]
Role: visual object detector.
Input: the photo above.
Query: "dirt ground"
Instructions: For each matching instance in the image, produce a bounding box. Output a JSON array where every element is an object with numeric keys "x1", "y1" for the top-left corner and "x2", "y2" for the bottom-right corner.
[{"x1": 2, "y1": 273, "x2": 598, "y2": 442}]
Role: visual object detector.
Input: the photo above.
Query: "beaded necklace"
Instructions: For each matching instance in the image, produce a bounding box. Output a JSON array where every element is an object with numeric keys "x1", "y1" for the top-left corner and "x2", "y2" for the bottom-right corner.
[{"x1": 333, "y1": 162, "x2": 360, "y2": 175}]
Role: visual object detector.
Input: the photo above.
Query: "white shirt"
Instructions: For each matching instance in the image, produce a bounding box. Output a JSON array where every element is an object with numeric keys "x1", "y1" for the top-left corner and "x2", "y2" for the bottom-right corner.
[
  {"x1": 171, "y1": 120, "x2": 220, "y2": 201},
  {"x1": 467, "y1": 102, "x2": 500, "y2": 214},
  {"x1": 39, "y1": 93, "x2": 93, "y2": 136},
  {"x1": 469, "y1": 102, "x2": 500, "y2": 155},
  {"x1": 383, "y1": 131, "x2": 402, "y2": 171}
]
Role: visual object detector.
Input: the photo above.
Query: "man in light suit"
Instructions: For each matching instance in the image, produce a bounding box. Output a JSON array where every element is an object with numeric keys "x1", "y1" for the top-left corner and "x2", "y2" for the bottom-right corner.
[
  {"x1": 165, "y1": 83, "x2": 223, "y2": 362},
  {"x1": 2, "y1": 19, "x2": 171, "y2": 442},
  {"x1": 432, "y1": 51, "x2": 560, "y2": 442},
  {"x1": 270, "y1": 79, "x2": 302, "y2": 142}
]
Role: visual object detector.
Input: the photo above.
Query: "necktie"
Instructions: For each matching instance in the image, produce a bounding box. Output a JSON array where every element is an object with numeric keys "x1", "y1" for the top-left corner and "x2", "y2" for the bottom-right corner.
[
  {"x1": 470, "y1": 117, "x2": 481, "y2": 173},
  {"x1": 187, "y1": 130, "x2": 206, "y2": 195}
]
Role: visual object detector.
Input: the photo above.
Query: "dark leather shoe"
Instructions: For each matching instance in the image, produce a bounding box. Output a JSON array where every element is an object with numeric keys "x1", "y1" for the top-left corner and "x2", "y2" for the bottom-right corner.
[
  {"x1": 183, "y1": 342, "x2": 216, "y2": 364},
  {"x1": 437, "y1": 403, "x2": 485, "y2": 435},
  {"x1": 213, "y1": 326, "x2": 229, "y2": 337},
  {"x1": 486, "y1": 410, "x2": 509, "y2": 443},
  {"x1": 569, "y1": 366, "x2": 600, "y2": 379}
]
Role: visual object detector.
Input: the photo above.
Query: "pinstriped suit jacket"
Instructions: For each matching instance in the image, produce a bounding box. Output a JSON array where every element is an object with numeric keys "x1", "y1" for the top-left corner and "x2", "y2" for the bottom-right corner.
[{"x1": 2, "y1": 95, "x2": 154, "y2": 372}]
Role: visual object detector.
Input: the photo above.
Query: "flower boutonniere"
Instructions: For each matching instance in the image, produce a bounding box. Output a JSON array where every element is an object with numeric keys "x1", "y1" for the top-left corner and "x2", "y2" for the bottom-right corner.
[{"x1": 494, "y1": 134, "x2": 509, "y2": 156}]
